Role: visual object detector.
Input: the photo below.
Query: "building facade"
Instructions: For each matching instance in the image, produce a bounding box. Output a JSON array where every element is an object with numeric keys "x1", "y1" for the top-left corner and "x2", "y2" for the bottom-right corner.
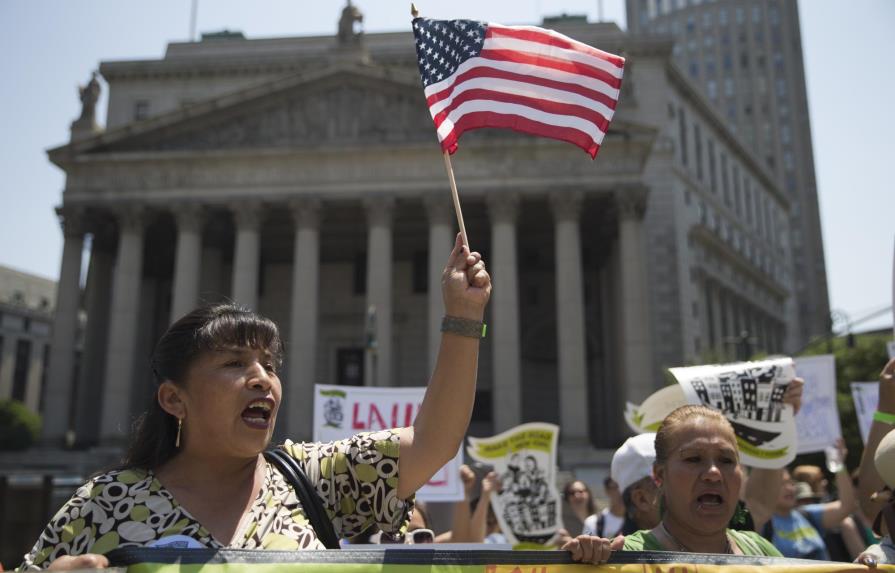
[
  {"x1": 40, "y1": 9, "x2": 795, "y2": 466},
  {"x1": 626, "y1": 0, "x2": 830, "y2": 347},
  {"x1": 0, "y1": 266, "x2": 56, "y2": 415}
]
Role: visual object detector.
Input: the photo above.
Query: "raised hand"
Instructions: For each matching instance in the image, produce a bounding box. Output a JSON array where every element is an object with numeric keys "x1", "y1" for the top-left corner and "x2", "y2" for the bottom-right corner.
[
  {"x1": 562, "y1": 535, "x2": 613, "y2": 564},
  {"x1": 442, "y1": 234, "x2": 491, "y2": 321},
  {"x1": 783, "y1": 377, "x2": 804, "y2": 415}
]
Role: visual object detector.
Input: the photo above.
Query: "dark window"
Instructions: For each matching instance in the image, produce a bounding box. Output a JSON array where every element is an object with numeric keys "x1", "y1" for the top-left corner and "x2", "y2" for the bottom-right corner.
[
  {"x1": 733, "y1": 165, "x2": 742, "y2": 215},
  {"x1": 12, "y1": 338, "x2": 32, "y2": 402},
  {"x1": 721, "y1": 153, "x2": 730, "y2": 205},
  {"x1": 708, "y1": 140, "x2": 717, "y2": 192},
  {"x1": 471, "y1": 389, "x2": 493, "y2": 423},
  {"x1": 694, "y1": 124, "x2": 703, "y2": 181},
  {"x1": 412, "y1": 251, "x2": 428, "y2": 294},
  {"x1": 740, "y1": 52, "x2": 749, "y2": 69},
  {"x1": 134, "y1": 100, "x2": 150, "y2": 121},
  {"x1": 353, "y1": 252, "x2": 367, "y2": 295},
  {"x1": 336, "y1": 348, "x2": 365, "y2": 386},
  {"x1": 678, "y1": 107, "x2": 688, "y2": 166}
]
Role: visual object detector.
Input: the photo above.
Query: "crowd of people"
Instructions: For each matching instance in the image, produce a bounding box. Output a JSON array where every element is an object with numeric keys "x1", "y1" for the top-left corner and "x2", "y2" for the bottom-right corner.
[{"x1": 10, "y1": 233, "x2": 895, "y2": 569}]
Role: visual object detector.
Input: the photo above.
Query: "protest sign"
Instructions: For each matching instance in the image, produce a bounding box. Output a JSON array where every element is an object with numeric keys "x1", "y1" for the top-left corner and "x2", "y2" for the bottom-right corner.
[
  {"x1": 312, "y1": 384, "x2": 463, "y2": 502},
  {"x1": 888, "y1": 340, "x2": 895, "y2": 359},
  {"x1": 670, "y1": 358, "x2": 796, "y2": 469},
  {"x1": 624, "y1": 384, "x2": 688, "y2": 434},
  {"x1": 851, "y1": 381, "x2": 879, "y2": 444},
  {"x1": 793, "y1": 355, "x2": 842, "y2": 453},
  {"x1": 467, "y1": 423, "x2": 562, "y2": 546}
]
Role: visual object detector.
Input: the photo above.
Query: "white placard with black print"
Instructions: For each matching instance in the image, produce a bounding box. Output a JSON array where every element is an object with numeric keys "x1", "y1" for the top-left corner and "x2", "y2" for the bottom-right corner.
[{"x1": 670, "y1": 357, "x2": 797, "y2": 469}]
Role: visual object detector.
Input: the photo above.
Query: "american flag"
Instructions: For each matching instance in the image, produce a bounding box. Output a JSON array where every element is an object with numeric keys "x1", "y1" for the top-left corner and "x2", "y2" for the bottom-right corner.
[{"x1": 412, "y1": 17, "x2": 625, "y2": 159}]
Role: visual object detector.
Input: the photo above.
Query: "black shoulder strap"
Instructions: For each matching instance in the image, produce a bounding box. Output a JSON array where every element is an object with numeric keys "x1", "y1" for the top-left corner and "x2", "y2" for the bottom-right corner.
[
  {"x1": 596, "y1": 513, "x2": 606, "y2": 537},
  {"x1": 760, "y1": 516, "x2": 774, "y2": 541},
  {"x1": 264, "y1": 448, "x2": 341, "y2": 549}
]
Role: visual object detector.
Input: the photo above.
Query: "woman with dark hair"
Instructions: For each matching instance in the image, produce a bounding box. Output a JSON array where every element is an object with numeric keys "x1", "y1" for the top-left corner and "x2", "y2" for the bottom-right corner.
[
  {"x1": 20, "y1": 234, "x2": 490, "y2": 570},
  {"x1": 564, "y1": 401, "x2": 802, "y2": 563}
]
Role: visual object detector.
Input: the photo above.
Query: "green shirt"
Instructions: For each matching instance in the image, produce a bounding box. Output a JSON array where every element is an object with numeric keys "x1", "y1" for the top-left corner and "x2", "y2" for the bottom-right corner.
[{"x1": 623, "y1": 528, "x2": 782, "y2": 557}]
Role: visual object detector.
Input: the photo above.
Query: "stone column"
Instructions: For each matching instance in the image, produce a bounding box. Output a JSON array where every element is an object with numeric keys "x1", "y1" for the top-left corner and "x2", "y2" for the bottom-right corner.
[
  {"x1": 365, "y1": 197, "x2": 394, "y2": 387},
  {"x1": 74, "y1": 226, "x2": 115, "y2": 447},
  {"x1": 287, "y1": 199, "x2": 321, "y2": 439},
  {"x1": 230, "y1": 202, "x2": 263, "y2": 310},
  {"x1": 169, "y1": 205, "x2": 205, "y2": 322},
  {"x1": 424, "y1": 196, "x2": 455, "y2": 371},
  {"x1": 100, "y1": 206, "x2": 146, "y2": 445},
  {"x1": 616, "y1": 186, "x2": 654, "y2": 403},
  {"x1": 487, "y1": 193, "x2": 522, "y2": 431},
  {"x1": 42, "y1": 207, "x2": 85, "y2": 446},
  {"x1": 551, "y1": 192, "x2": 589, "y2": 444}
]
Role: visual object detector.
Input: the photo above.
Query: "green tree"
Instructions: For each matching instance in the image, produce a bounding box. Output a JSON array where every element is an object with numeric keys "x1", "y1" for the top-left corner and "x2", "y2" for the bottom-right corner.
[{"x1": 0, "y1": 399, "x2": 42, "y2": 450}]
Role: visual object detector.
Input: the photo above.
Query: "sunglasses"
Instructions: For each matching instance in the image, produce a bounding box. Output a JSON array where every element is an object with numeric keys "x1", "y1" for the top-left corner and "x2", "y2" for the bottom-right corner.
[{"x1": 408, "y1": 528, "x2": 435, "y2": 544}]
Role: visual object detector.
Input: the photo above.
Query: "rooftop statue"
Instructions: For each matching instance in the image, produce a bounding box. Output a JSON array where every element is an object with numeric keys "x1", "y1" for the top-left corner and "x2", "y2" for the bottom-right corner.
[{"x1": 338, "y1": 0, "x2": 364, "y2": 45}]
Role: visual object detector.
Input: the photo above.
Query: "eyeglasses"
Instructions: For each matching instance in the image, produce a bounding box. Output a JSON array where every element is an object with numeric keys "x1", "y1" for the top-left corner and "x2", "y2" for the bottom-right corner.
[{"x1": 409, "y1": 528, "x2": 435, "y2": 544}]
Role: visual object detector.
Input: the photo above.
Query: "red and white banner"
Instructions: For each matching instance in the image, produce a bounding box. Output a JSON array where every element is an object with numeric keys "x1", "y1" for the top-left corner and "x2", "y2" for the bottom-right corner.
[{"x1": 312, "y1": 384, "x2": 464, "y2": 502}]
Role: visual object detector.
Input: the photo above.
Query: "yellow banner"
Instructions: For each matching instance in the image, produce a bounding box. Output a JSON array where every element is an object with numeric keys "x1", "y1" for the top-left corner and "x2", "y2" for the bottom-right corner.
[{"x1": 109, "y1": 547, "x2": 887, "y2": 573}]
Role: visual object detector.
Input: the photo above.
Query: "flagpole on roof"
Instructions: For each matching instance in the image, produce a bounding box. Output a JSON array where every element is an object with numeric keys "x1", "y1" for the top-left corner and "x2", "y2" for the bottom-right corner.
[{"x1": 412, "y1": 3, "x2": 471, "y2": 250}]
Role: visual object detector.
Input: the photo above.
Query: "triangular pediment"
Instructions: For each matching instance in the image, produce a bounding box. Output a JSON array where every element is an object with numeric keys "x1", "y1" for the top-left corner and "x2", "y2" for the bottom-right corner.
[
  {"x1": 89, "y1": 65, "x2": 437, "y2": 154},
  {"x1": 49, "y1": 61, "x2": 659, "y2": 163}
]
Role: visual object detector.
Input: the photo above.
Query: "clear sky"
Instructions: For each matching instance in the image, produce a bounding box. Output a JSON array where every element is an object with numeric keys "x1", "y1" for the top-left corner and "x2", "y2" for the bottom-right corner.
[{"x1": 0, "y1": 0, "x2": 891, "y2": 333}]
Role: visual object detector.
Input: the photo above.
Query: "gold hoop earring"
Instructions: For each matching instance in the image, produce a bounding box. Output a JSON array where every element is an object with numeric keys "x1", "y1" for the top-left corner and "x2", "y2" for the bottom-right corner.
[{"x1": 175, "y1": 418, "x2": 183, "y2": 448}]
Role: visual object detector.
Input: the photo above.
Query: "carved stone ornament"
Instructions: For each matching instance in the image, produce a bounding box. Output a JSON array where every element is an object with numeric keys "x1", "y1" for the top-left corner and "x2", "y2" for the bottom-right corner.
[
  {"x1": 76, "y1": 72, "x2": 101, "y2": 124},
  {"x1": 230, "y1": 202, "x2": 265, "y2": 229},
  {"x1": 486, "y1": 193, "x2": 520, "y2": 224},
  {"x1": 173, "y1": 204, "x2": 206, "y2": 232},
  {"x1": 550, "y1": 191, "x2": 583, "y2": 222},
  {"x1": 112, "y1": 205, "x2": 147, "y2": 232},
  {"x1": 289, "y1": 198, "x2": 321, "y2": 229},
  {"x1": 615, "y1": 185, "x2": 649, "y2": 220},
  {"x1": 107, "y1": 83, "x2": 434, "y2": 153},
  {"x1": 364, "y1": 196, "x2": 395, "y2": 227},
  {"x1": 55, "y1": 206, "x2": 86, "y2": 238},
  {"x1": 338, "y1": 1, "x2": 364, "y2": 45}
]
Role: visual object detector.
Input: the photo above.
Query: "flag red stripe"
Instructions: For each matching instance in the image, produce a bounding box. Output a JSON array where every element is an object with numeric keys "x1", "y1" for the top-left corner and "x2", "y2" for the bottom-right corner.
[
  {"x1": 441, "y1": 111, "x2": 600, "y2": 158},
  {"x1": 432, "y1": 88, "x2": 610, "y2": 136},
  {"x1": 480, "y1": 47, "x2": 623, "y2": 90},
  {"x1": 487, "y1": 25, "x2": 625, "y2": 68},
  {"x1": 425, "y1": 64, "x2": 619, "y2": 113}
]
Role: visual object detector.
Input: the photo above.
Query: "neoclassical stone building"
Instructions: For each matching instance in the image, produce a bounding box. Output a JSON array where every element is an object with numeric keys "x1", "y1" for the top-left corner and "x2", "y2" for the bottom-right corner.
[{"x1": 41, "y1": 12, "x2": 797, "y2": 466}]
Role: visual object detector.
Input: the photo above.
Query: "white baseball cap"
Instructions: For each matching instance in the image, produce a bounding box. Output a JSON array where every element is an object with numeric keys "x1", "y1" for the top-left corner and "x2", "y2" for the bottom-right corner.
[
  {"x1": 611, "y1": 433, "x2": 657, "y2": 493},
  {"x1": 875, "y1": 429, "x2": 895, "y2": 489}
]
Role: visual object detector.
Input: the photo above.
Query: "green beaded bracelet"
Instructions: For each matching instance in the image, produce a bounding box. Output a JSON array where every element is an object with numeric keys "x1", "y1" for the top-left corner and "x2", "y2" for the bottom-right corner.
[{"x1": 873, "y1": 410, "x2": 895, "y2": 425}]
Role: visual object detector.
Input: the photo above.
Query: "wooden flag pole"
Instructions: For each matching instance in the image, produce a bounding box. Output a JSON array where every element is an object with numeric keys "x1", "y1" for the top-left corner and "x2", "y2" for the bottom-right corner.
[
  {"x1": 442, "y1": 150, "x2": 470, "y2": 249},
  {"x1": 412, "y1": 3, "x2": 470, "y2": 249}
]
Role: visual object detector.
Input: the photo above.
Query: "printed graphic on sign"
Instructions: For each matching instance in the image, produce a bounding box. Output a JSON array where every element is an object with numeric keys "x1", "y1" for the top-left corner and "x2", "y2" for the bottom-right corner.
[
  {"x1": 313, "y1": 384, "x2": 463, "y2": 502},
  {"x1": 670, "y1": 358, "x2": 796, "y2": 469},
  {"x1": 851, "y1": 381, "x2": 879, "y2": 444},
  {"x1": 624, "y1": 384, "x2": 688, "y2": 434},
  {"x1": 467, "y1": 423, "x2": 562, "y2": 547},
  {"x1": 793, "y1": 355, "x2": 842, "y2": 454}
]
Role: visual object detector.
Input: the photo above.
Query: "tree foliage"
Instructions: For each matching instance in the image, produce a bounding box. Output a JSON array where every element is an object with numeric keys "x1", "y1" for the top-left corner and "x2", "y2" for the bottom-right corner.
[{"x1": 0, "y1": 399, "x2": 41, "y2": 450}]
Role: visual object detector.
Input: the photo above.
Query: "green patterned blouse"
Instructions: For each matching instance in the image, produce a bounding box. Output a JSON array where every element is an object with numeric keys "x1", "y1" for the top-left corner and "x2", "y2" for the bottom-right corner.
[{"x1": 19, "y1": 429, "x2": 411, "y2": 569}]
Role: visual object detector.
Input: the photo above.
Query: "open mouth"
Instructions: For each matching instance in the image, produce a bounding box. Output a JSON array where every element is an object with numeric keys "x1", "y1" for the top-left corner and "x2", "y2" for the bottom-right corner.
[
  {"x1": 241, "y1": 399, "x2": 273, "y2": 429},
  {"x1": 696, "y1": 493, "x2": 724, "y2": 507}
]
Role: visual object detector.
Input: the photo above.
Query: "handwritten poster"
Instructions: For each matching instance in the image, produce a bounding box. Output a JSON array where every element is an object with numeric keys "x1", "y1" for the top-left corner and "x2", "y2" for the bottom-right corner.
[
  {"x1": 851, "y1": 381, "x2": 879, "y2": 444},
  {"x1": 467, "y1": 423, "x2": 562, "y2": 547},
  {"x1": 670, "y1": 358, "x2": 797, "y2": 469},
  {"x1": 793, "y1": 355, "x2": 842, "y2": 454},
  {"x1": 312, "y1": 384, "x2": 463, "y2": 502}
]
